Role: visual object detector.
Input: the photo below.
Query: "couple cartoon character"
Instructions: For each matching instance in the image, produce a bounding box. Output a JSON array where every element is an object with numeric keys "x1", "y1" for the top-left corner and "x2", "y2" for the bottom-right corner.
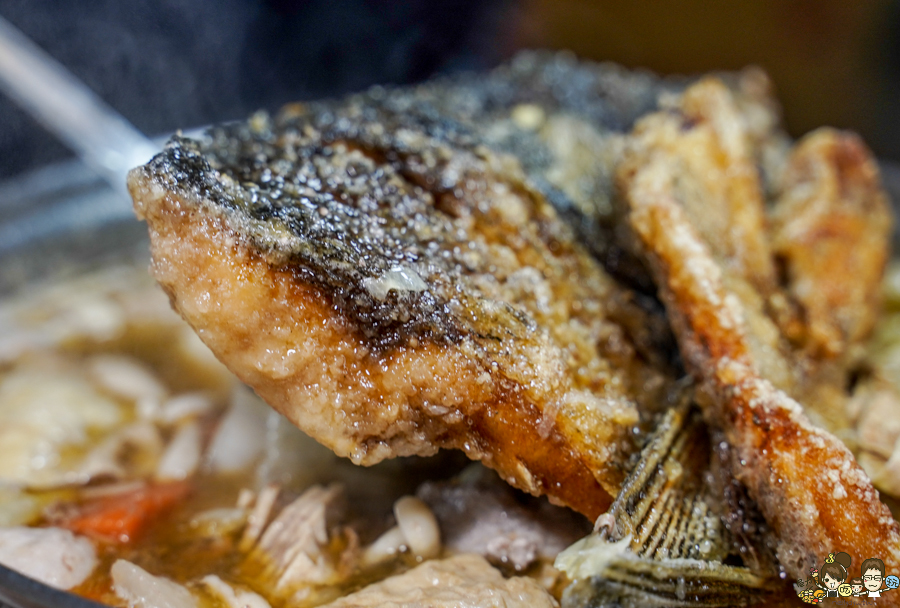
[{"x1": 798, "y1": 552, "x2": 899, "y2": 603}]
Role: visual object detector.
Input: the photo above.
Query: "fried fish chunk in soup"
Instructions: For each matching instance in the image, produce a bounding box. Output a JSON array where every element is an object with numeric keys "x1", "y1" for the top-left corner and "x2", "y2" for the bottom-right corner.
[
  {"x1": 127, "y1": 54, "x2": 699, "y2": 519},
  {"x1": 617, "y1": 76, "x2": 900, "y2": 583}
]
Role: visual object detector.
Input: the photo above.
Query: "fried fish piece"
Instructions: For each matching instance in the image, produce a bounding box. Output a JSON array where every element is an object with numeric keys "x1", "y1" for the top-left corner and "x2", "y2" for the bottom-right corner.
[
  {"x1": 618, "y1": 77, "x2": 900, "y2": 583},
  {"x1": 128, "y1": 54, "x2": 692, "y2": 519},
  {"x1": 619, "y1": 76, "x2": 890, "y2": 434},
  {"x1": 770, "y1": 130, "x2": 893, "y2": 360}
]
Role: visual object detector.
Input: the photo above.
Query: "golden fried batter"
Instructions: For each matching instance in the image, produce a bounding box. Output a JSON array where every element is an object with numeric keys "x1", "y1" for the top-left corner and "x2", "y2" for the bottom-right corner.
[
  {"x1": 771, "y1": 130, "x2": 893, "y2": 359},
  {"x1": 618, "y1": 77, "x2": 900, "y2": 585}
]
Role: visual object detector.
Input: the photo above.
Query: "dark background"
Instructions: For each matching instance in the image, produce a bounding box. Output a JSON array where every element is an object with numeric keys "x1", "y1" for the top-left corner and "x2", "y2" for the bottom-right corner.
[
  {"x1": 1, "y1": 0, "x2": 900, "y2": 180},
  {"x1": 0, "y1": 0, "x2": 515, "y2": 179}
]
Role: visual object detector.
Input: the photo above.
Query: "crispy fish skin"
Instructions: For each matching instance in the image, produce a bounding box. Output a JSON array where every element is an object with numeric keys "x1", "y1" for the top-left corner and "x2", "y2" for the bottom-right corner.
[
  {"x1": 619, "y1": 78, "x2": 900, "y2": 584},
  {"x1": 128, "y1": 55, "x2": 689, "y2": 518}
]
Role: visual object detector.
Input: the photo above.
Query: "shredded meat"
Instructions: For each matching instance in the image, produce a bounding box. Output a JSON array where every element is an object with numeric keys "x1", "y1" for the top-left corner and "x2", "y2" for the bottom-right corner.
[
  {"x1": 320, "y1": 553, "x2": 558, "y2": 608},
  {"x1": 242, "y1": 484, "x2": 356, "y2": 603}
]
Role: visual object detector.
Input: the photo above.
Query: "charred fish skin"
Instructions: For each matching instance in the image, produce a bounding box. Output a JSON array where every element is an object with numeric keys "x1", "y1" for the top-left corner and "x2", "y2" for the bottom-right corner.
[
  {"x1": 147, "y1": 51, "x2": 687, "y2": 368},
  {"x1": 129, "y1": 52, "x2": 685, "y2": 519},
  {"x1": 138, "y1": 51, "x2": 678, "y2": 351}
]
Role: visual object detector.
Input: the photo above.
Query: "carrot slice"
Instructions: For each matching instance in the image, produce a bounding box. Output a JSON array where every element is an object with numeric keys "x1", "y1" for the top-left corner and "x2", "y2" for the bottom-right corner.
[{"x1": 60, "y1": 480, "x2": 190, "y2": 543}]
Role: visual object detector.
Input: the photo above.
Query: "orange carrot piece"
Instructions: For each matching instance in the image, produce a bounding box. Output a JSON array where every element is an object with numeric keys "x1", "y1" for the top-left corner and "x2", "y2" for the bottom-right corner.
[{"x1": 60, "y1": 480, "x2": 190, "y2": 543}]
